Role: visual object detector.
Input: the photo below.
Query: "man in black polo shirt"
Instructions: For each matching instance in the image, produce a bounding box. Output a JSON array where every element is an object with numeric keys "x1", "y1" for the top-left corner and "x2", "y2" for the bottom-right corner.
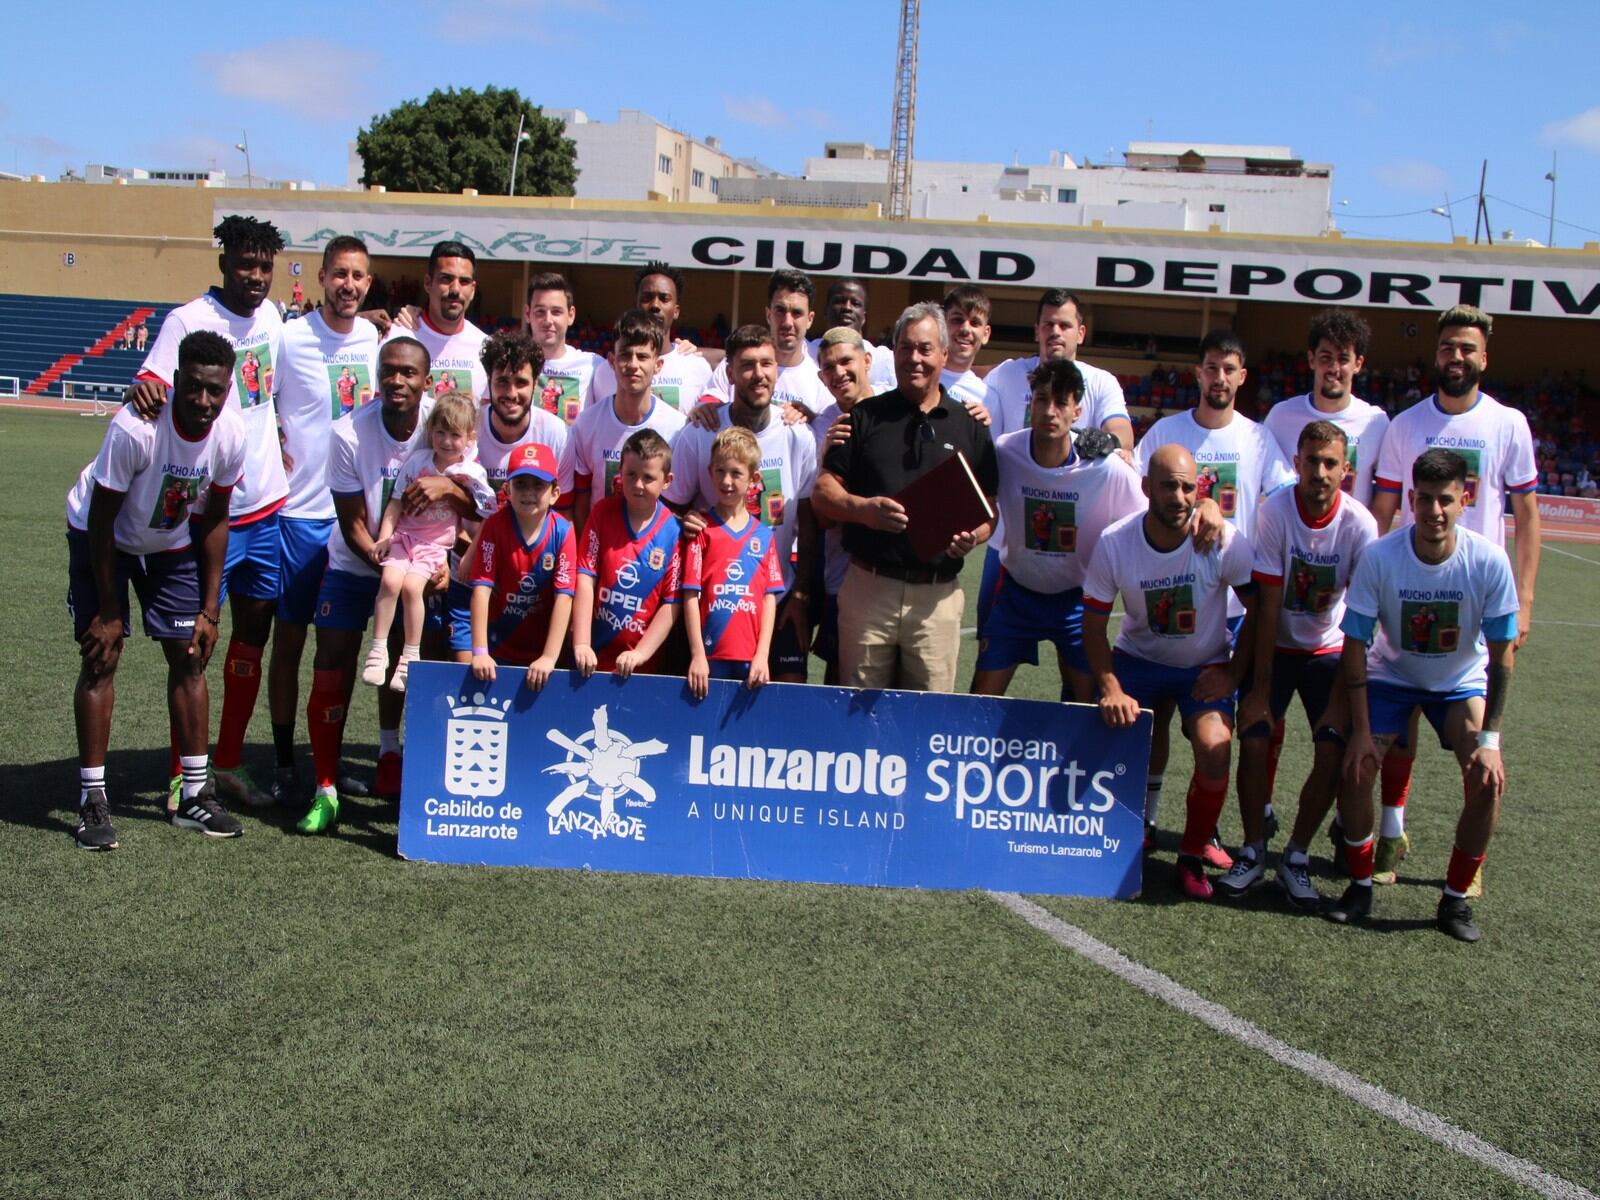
[{"x1": 814, "y1": 302, "x2": 999, "y2": 691}]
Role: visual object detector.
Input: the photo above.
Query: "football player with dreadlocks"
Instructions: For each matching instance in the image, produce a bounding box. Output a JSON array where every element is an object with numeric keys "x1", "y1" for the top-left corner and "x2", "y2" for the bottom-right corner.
[{"x1": 127, "y1": 214, "x2": 289, "y2": 813}]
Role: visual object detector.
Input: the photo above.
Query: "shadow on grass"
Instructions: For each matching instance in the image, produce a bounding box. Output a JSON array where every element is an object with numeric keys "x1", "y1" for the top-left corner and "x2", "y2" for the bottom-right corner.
[
  {"x1": 0, "y1": 746, "x2": 400, "y2": 858},
  {"x1": 1132, "y1": 837, "x2": 1440, "y2": 933}
]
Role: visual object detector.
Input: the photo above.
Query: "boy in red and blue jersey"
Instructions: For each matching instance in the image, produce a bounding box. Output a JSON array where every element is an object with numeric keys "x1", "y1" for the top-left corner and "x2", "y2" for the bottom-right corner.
[
  {"x1": 466, "y1": 442, "x2": 576, "y2": 690},
  {"x1": 684, "y1": 427, "x2": 785, "y2": 696},
  {"x1": 572, "y1": 428, "x2": 683, "y2": 678}
]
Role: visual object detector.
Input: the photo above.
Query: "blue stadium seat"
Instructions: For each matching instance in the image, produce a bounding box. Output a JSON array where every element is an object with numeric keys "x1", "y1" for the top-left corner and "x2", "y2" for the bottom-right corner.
[{"x1": 0, "y1": 294, "x2": 177, "y2": 397}]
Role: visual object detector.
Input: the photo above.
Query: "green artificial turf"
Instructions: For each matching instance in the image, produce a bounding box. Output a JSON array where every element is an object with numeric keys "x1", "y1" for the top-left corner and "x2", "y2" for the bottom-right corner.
[{"x1": 2, "y1": 408, "x2": 1592, "y2": 1198}]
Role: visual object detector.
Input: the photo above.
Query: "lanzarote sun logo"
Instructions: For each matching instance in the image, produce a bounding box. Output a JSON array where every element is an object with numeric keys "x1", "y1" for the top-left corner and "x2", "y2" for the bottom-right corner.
[
  {"x1": 446, "y1": 692, "x2": 513, "y2": 798},
  {"x1": 544, "y1": 704, "x2": 668, "y2": 841}
]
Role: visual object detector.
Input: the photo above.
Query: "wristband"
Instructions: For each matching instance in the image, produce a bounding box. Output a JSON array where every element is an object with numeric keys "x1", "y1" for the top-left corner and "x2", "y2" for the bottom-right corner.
[
  {"x1": 472, "y1": 646, "x2": 490, "y2": 656},
  {"x1": 1475, "y1": 730, "x2": 1501, "y2": 751},
  {"x1": 197, "y1": 611, "x2": 220, "y2": 626}
]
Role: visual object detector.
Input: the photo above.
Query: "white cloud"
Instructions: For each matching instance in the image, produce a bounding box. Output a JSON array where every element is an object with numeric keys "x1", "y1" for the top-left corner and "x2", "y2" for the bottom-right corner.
[
  {"x1": 722, "y1": 93, "x2": 790, "y2": 131},
  {"x1": 435, "y1": 0, "x2": 609, "y2": 44},
  {"x1": 201, "y1": 39, "x2": 377, "y2": 121},
  {"x1": 7, "y1": 132, "x2": 75, "y2": 160},
  {"x1": 796, "y1": 107, "x2": 835, "y2": 132},
  {"x1": 134, "y1": 134, "x2": 307, "y2": 183},
  {"x1": 1373, "y1": 159, "x2": 1448, "y2": 194},
  {"x1": 1366, "y1": 23, "x2": 1459, "y2": 70},
  {"x1": 1543, "y1": 106, "x2": 1600, "y2": 153}
]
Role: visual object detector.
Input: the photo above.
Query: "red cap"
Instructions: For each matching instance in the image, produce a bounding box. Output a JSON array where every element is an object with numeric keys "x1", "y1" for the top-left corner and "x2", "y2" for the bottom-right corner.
[{"x1": 506, "y1": 442, "x2": 557, "y2": 483}]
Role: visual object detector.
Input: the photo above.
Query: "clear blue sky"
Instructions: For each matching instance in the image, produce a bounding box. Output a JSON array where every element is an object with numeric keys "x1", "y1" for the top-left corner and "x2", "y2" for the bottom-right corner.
[{"x1": 6, "y1": 0, "x2": 1598, "y2": 247}]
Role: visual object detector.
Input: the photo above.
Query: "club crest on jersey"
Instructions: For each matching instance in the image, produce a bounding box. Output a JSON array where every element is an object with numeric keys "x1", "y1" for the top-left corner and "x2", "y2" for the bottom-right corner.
[
  {"x1": 541, "y1": 552, "x2": 555, "y2": 572},
  {"x1": 750, "y1": 538, "x2": 762, "y2": 556},
  {"x1": 648, "y1": 547, "x2": 666, "y2": 571}
]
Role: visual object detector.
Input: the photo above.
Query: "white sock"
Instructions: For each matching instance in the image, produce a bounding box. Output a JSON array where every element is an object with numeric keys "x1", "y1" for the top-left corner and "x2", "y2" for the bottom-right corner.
[
  {"x1": 400, "y1": 643, "x2": 420, "y2": 663},
  {"x1": 1145, "y1": 774, "x2": 1163, "y2": 824},
  {"x1": 1380, "y1": 804, "x2": 1405, "y2": 839},
  {"x1": 379, "y1": 728, "x2": 402, "y2": 757},
  {"x1": 1283, "y1": 842, "x2": 1308, "y2": 866},
  {"x1": 1263, "y1": 802, "x2": 1276, "y2": 821},
  {"x1": 79, "y1": 765, "x2": 106, "y2": 805},
  {"x1": 180, "y1": 755, "x2": 208, "y2": 801}
]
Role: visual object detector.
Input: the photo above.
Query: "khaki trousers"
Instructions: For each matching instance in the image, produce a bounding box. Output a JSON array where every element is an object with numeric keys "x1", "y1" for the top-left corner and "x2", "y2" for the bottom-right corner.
[{"x1": 837, "y1": 562, "x2": 965, "y2": 693}]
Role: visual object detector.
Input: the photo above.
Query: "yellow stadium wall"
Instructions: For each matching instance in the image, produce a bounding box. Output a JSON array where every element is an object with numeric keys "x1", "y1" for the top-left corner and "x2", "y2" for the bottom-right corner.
[{"x1": 3, "y1": 180, "x2": 1595, "y2": 381}]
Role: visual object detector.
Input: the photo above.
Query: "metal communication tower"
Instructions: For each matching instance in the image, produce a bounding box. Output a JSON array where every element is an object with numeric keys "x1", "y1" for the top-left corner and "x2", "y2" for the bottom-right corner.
[{"x1": 887, "y1": 0, "x2": 920, "y2": 220}]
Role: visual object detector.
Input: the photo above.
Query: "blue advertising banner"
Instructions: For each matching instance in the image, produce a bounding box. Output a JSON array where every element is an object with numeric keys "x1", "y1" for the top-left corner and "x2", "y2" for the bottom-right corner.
[{"x1": 398, "y1": 664, "x2": 1151, "y2": 898}]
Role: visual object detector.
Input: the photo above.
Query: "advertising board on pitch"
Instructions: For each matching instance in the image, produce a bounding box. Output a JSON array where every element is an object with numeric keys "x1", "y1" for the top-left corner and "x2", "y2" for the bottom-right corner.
[{"x1": 398, "y1": 664, "x2": 1150, "y2": 898}]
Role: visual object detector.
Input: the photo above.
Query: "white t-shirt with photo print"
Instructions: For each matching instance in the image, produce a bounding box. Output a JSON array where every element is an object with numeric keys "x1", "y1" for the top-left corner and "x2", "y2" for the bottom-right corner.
[
  {"x1": 1371, "y1": 392, "x2": 1538, "y2": 549},
  {"x1": 139, "y1": 289, "x2": 286, "y2": 520},
  {"x1": 537, "y1": 345, "x2": 616, "y2": 426},
  {"x1": 1262, "y1": 392, "x2": 1391, "y2": 507},
  {"x1": 1250, "y1": 485, "x2": 1378, "y2": 654},
  {"x1": 475, "y1": 404, "x2": 570, "y2": 495},
  {"x1": 1342, "y1": 524, "x2": 1519, "y2": 693},
  {"x1": 993, "y1": 430, "x2": 1145, "y2": 595},
  {"x1": 1083, "y1": 512, "x2": 1254, "y2": 668},
  {"x1": 984, "y1": 354, "x2": 1130, "y2": 440},
  {"x1": 275, "y1": 310, "x2": 381, "y2": 520},
  {"x1": 67, "y1": 403, "x2": 247, "y2": 556},
  {"x1": 388, "y1": 314, "x2": 489, "y2": 403},
  {"x1": 1133, "y1": 409, "x2": 1294, "y2": 542},
  {"x1": 557, "y1": 396, "x2": 686, "y2": 514},
  {"x1": 651, "y1": 347, "x2": 714, "y2": 413},
  {"x1": 324, "y1": 397, "x2": 434, "y2": 578}
]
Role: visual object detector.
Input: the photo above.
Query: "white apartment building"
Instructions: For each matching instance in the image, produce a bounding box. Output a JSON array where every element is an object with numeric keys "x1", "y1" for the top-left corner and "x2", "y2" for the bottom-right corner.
[
  {"x1": 718, "y1": 141, "x2": 1334, "y2": 237},
  {"x1": 552, "y1": 109, "x2": 774, "y2": 204}
]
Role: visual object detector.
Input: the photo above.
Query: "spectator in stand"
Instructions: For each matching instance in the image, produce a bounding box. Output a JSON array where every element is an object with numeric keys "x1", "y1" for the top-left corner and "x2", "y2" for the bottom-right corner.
[{"x1": 1577, "y1": 465, "x2": 1596, "y2": 498}]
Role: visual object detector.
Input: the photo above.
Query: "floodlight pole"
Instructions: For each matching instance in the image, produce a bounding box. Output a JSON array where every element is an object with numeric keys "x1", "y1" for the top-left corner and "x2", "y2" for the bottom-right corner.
[
  {"x1": 508, "y1": 112, "x2": 528, "y2": 197},
  {"x1": 1545, "y1": 152, "x2": 1557, "y2": 248},
  {"x1": 235, "y1": 132, "x2": 253, "y2": 189}
]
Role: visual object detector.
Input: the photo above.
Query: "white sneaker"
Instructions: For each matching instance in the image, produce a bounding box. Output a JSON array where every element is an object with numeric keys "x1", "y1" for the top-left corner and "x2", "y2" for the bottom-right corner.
[
  {"x1": 389, "y1": 652, "x2": 415, "y2": 694},
  {"x1": 1215, "y1": 847, "x2": 1265, "y2": 898},
  {"x1": 360, "y1": 641, "x2": 389, "y2": 687},
  {"x1": 1276, "y1": 854, "x2": 1322, "y2": 910}
]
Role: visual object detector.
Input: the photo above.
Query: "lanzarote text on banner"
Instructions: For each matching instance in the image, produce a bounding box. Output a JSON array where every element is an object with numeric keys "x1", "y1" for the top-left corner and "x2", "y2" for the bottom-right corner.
[{"x1": 398, "y1": 664, "x2": 1150, "y2": 898}]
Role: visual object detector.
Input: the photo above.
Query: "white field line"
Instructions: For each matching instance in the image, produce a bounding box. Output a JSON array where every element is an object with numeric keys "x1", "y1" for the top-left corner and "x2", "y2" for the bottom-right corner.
[
  {"x1": 987, "y1": 890, "x2": 1597, "y2": 1200},
  {"x1": 1545, "y1": 544, "x2": 1600, "y2": 566}
]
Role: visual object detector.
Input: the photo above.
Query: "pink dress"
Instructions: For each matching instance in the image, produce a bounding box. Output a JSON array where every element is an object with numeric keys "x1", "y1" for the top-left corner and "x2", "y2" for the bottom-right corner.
[{"x1": 382, "y1": 449, "x2": 492, "y2": 577}]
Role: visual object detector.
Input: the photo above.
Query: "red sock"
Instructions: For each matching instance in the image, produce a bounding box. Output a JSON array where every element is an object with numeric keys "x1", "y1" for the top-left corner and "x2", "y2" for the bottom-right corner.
[
  {"x1": 1380, "y1": 753, "x2": 1412, "y2": 811},
  {"x1": 1445, "y1": 846, "x2": 1485, "y2": 896},
  {"x1": 1265, "y1": 719, "x2": 1286, "y2": 798},
  {"x1": 1179, "y1": 773, "x2": 1229, "y2": 858},
  {"x1": 168, "y1": 714, "x2": 180, "y2": 779},
  {"x1": 307, "y1": 669, "x2": 346, "y2": 790},
  {"x1": 212, "y1": 640, "x2": 264, "y2": 770},
  {"x1": 1344, "y1": 835, "x2": 1375, "y2": 882}
]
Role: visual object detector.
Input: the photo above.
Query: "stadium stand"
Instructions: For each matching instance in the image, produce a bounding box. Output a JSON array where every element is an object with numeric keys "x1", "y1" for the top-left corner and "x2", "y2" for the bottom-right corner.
[{"x1": 0, "y1": 293, "x2": 177, "y2": 400}]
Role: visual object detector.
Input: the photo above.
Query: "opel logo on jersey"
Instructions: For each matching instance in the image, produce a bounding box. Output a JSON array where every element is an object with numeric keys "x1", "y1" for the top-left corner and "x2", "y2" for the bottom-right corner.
[
  {"x1": 616, "y1": 561, "x2": 641, "y2": 590},
  {"x1": 725, "y1": 560, "x2": 746, "y2": 583}
]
